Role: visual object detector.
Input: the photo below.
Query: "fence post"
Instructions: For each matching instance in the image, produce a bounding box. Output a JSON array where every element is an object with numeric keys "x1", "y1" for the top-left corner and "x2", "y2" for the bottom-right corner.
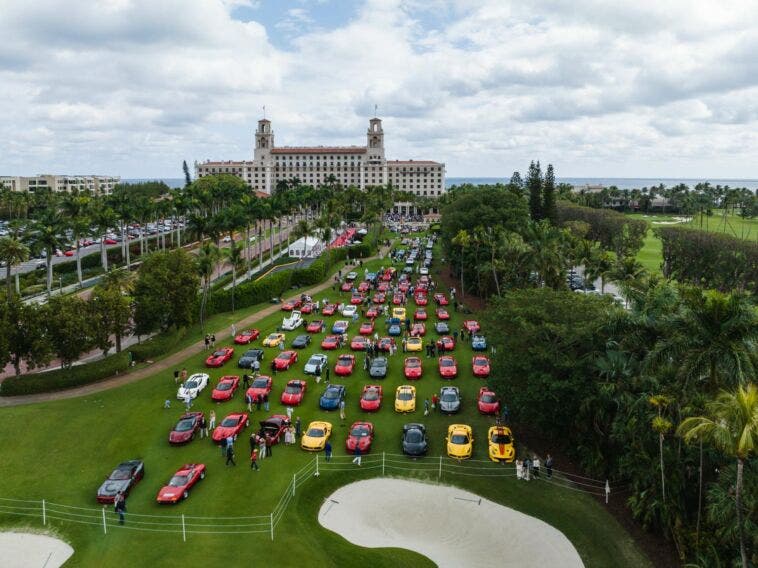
[
  {"x1": 605, "y1": 480, "x2": 610, "y2": 504},
  {"x1": 182, "y1": 514, "x2": 186, "y2": 542},
  {"x1": 102, "y1": 506, "x2": 107, "y2": 535},
  {"x1": 292, "y1": 473, "x2": 296, "y2": 497},
  {"x1": 315, "y1": 453, "x2": 319, "y2": 476},
  {"x1": 270, "y1": 512, "x2": 274, "y2": 541},
  {"x1": 438, "y1": 455, "x2": 443, "y2": 480},
  {"x1": 382, "y1": 452, "x2": 385, "y2": 476},
  {"x1": 42, "y1": 499, "x2": 46, "y2": 525}
]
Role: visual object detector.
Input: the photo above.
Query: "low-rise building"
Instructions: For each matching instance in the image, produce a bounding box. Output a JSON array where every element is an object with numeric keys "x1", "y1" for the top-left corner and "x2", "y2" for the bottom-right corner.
[{"x1": 0, "y1": 174, "x2": 120, "y2": 195}]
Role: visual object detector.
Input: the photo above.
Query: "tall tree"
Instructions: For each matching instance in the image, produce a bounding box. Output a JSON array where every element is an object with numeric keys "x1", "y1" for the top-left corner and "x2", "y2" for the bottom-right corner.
[
  {"x1": 61, "y1": 195, "x2": 91, "y2": 287},
  {"x1": 197, "y1": 242, "x2": 221, "y2": 331},
  {"x1": 4, "y1": 300, "x2": 52, "y2": 376},
  {"x1": 543, "y1": 163, "x2": 557, "y2": 225},
  {"x1": 225, "y1": 240, "x2": 245, "y2": 313},
  {"x1": 527, "y1": 160, "x2": 543, "y2": 221},
  {"x1": 0, "y1": 236, "x2": 29, "y2": 301},
  {"x1": 30, "y1": 208, "x2": 67, "y2": 296},
  {"x1": 182, "y1": 160, "x2": 192, "y2": 188},
  {"x1": 45, "y1": 296, "x2": 94, "y2": 368}
]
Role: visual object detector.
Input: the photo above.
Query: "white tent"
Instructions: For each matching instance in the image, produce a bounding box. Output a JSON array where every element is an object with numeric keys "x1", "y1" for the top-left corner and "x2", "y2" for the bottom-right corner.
[{"x1": 288, "y1": 236, "x2": 324, "y2": 258}]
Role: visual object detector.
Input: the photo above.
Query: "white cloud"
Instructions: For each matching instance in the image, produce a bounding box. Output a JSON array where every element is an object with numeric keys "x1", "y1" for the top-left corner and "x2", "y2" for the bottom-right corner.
[{"x1": 0, "y1": 0, "x2": 756, "y2": 178}]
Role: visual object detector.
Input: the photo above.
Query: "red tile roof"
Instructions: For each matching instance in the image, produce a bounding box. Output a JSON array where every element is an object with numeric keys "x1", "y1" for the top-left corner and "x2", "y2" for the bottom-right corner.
[{"x1": 271, "y1": 146, "x2": 367, "y2": 155}]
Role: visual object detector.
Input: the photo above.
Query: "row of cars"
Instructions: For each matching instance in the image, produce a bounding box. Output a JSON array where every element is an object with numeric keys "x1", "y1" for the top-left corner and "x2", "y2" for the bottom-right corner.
[{"x1": 96, "y1": 459, "x2": 206, "y2": 505}]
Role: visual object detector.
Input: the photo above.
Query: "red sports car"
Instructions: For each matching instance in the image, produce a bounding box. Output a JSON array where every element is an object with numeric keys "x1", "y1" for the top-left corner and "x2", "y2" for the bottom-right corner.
[
  {"x1": 377, "y1": 282, "x2": 389, "y2": 292},
  {"x1": 464, "y1": 320, "x2": 481, "y2": 333},
  {"x1": 398, "y1": 282, "x2": 410, "y2": 294},
  {"x1": 438, "y1": 356, "x2": 458, "y2": 379},
  {"x1": 359, "y1": 321, "x2": 375, "y2": 335},
  {"x1": 436, "y1": 308, "x2": 450, "y2": 320},
  {"x1": 103, "y1": 238, "x2": 118, "y2": 245},
  {"x1": 169, "y1": 412, "x2": 204, "y2": 445},
  {"x1": 350, "y1": 336, "x2": 369, "y2": 351},
  {"x1": 404, "y1": 357, "x2": 423, "y2": 379},
  {"x1": 434, "y1": 293, "x2": 449, "y2": 306},
  {"x1": 281, "y1": 380, "x2": 307, "y2": 405},
  {"x1": 321, "y1": 335, "x2": 340, "y2": 350},
  {"x1": 205, "y1": 347, "x2": 234, "y2": 368},
  {"x1": 411, "y1": 323, "x2": 426, "y2": 337},
  {"x1": 322, "y1": 302, "x2": 340, "y2": 316},
  {"x1": 281, "y1": 298, "x2": 302, "y2": 311},
  {"x1": 156, "y1": 463, "x2": 206, "y2": 504},
  {"x1": 358, "y1": 281, "x2": 370, "y2": 293},
  {"x1": 211, "y1": 375, "x2": 240, "y2": 401},
  {"x1": 212, "y1": 412, "x2": 249, "y2": 443},
  {"x1": 366, "y1": 306, "x2": 380, "y2": 318},
  {"x1": 378, "y1": 337, "x2": 395, "y2": 352},
  {"x1": 307, "y1": 320, "x2": 324, "y2": 333},
  {"x1": 477, "y1": 387, "x2": 500, "y2": 415},
  {"x1": 300, "y1": 302, "x2": 314, "y2": 314},
  {"x1": 246, "y1": 375, "x2": 273, "y2": 400},
  {"x1": 234, "y1": 329, "x2": 260, "y2": 345},
  {"x1": 373, "y1": 293, "x2": 386, "y2": 304},
  {"x1": 64, "y1": 249, "x2": 75, "y2": 257},
  {"x1": 335, "y1": 354, "x2": 356, "y2": 376},
  {"x1": 472, "y1": 355, "x2": 491, "y2": 378},
  {"x1": 414, "y1": 294, "x2": 428, "y2": 306},
  {"x1": 257, "y1": 415, "x2": 291, "y2": 444},
  {"x1": 436, "y1": 336, "x2": 456, "y2": 352},
  {"x1": 345, "y1": 421, "x2": 374, "y2": 453},
  {"x1": 341, "y1": 281, "x2": 352, "y2": 292},
  {"x1": 392, "y1": 293, "x2": 404, "y2": 305},
  {"x1": 360, "y1": 385, "x2": 383, "y2": 412},
  {"x1": 274, "y1": 350, "x2": 298, "y2": 371},
  {"x1": 350, "y1": 293, "x2": 364, "y2": 305},
  {"x1": 414, "y1": 309, "x2": 427, "y2": 321}
]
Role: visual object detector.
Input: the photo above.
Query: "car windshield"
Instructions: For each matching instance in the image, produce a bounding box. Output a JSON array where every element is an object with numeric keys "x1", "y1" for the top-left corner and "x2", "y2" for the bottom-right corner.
[
  {"x1": 245, "y1": 351, "x2": 258, "y2": 357},
  {"x1": 338, "y1": 356, "x2": 352, "y2": 364},
  {"x1": 475, "y1": 358, "x2": 488, "y2": 365},
  {"x1": 351, "y1": 427, "x2": 369, "y2": 437},
  {"x1": 175, "y1": 418, "x2": 195, "y2": 432},
  {"x1": 296, "y1": 336, "x2": 308, "y2": 342},
  {"x1": 324, "y1": 389, "x2": 340, "y2": 399},
  {"x1": 451, "y1": 434, "x2": 469, "y2": 444},
  {"x1": 220, "y1": 417, "x2": 239, "y2": 427},
  {"x1": 406, "y1": 432, "x2": 423, "y2": 443},
  {"x1": 168, "y1": 475, "x2": 189, "y2": 487},
  {"x1": 372, "y1": 360, "x2": 386, "y2": 369},
  {"x1": 276, "y1": 353, "x2": 290, "y2": 360},
  {"x1": 110, "y1": 468, "x2": 132, "y2": 480},
  {"x1": 406, "y1": 359, "x2": 420, "y2": 368},
  {"x1": 441, "y1": 392, "x2": 457, "y2": 402},
  {"x1": 491, "y1": 433, "x2": 512, "y2": 444},
  {"x1": 285, "y1": 384, "x2": 302, "y2": 394},
  {"x1": 363, "y1": 389, "x2": 379, "y2": 401},
  {"x1": 398, "y1": 390, "x2": 413, "y2": 401},
  {"x1": 252, "y1": 379, "x2": 268, "y2": 388},
  {"x1": 307, "y1": 428, "x2": 324, "y2": 437},
  {"x1": 217, "y1": 381, "x2": 233, "y2": 391},
  {"x1": 242, "y1": 331, "x2": 252, "y2": 337},
  {"x1": 441, "y1": 359, "x2": 455, "y2": 367},
  {"x1": 266, "y1": 334, "x2": 278, "y2": 341},
  {"x1": 184, "y1": 380, "x2": 198, "y2": 389},
  {"x1": 481, "y1": 394, "x2": 496, "y2": 403}
]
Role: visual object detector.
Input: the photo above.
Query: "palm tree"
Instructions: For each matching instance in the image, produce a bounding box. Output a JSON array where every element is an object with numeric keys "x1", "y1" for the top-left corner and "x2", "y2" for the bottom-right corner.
[
  {"x1": 0, "y1": 236, "x2": 29, "y2": 300},
  {"x1": 649, "y1": 395, "x2": 673, "y2": 501},
  {"x1": 584, "y1": 249, "x2": 614, "y2": 292},
  {"x1": 61, "y1": 195, "x2": 91, "y2": 287},
  {"x1": 524, "y1": 221, "x2": 566, "y2": 289},
  {"x1": 197, "y1": 242, "x2": 221, "y2": 331},
  {"x1": 451, "y1": 229, "x2": 471, "y2": 299},
  {"x1": 678, "y1": 384, "x2": 758, "y2": 568},
  {"x1": 225, "y1": 240, "x2": 245, "y2": 312},
  {"x1": 89, "y1": 199, "x2": 117, "y2": 271},
  {"x1": 291, "y1": 219, "x2": 315, "y2": 260},
  {"x1": 30, "y1": 208, "x2": 67, "y2": 296}
]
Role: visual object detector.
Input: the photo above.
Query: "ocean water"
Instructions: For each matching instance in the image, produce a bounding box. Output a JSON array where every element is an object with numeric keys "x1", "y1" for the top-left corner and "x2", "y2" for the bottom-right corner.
[{"x1": 124, "y1": 177, "x2": 758, "y2": 191}]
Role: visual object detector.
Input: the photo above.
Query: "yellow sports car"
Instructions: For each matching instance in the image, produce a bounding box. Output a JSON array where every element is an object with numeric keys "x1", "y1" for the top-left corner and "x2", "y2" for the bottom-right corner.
[
  {"x1": 262, "y1": 332, "x2": 286, "y2": 348},
  {"x1": 394, "y1": 385, "x2": 416, "y2": 413},
  {"x1": 393, "y1": 307, "x2": 407, "y2": 320},
  {"x1": 300, "y1": 421, "x2": 332, "y2": 451},
  {"x1": 487, "y1": 425, "x2": 515, "y2": 463},
  {"x1": 446, "y1": 424, "x2": 474, "y2": 460},
  {"x1": 406, "y1": 337, "x2": 423, "y2": 352}
]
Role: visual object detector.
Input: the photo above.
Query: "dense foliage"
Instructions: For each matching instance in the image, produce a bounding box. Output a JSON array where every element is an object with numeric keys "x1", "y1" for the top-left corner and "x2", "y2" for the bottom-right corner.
[{"x1": 557, "y1": 201, "x2": 647, "y2": 257}]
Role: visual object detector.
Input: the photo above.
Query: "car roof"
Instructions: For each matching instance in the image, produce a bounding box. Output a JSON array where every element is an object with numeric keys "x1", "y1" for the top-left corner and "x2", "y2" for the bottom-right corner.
[{"x1": 309, "y1": 420, "x2": 331, "y2": 428}]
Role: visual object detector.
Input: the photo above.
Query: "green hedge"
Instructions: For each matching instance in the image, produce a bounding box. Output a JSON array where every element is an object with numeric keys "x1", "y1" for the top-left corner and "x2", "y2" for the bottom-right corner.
[
  {"x1": 557, "y1": 202, "x2": 648, "y2": 256},
  {"x1": 0, "y1": 352, "x2": 130, "y2": 396},
  {"x1": 130, "y1": 328, "x2": 188, "y2": 362}
]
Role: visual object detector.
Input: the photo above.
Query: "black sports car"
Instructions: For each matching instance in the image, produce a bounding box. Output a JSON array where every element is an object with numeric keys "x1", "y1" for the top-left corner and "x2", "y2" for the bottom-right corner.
[
  {"x1": 291, "y1": 334, "x2": 312, "y2": 349},
  {"x1": 402, "y1": 423, "x2": 428, "y2": 456},
  {"x1": 238, "y1": 349, "x2": 264, "y2": 368},
  {"x1": 96, "y1": 459, "x2": 145, "y2": 503}
]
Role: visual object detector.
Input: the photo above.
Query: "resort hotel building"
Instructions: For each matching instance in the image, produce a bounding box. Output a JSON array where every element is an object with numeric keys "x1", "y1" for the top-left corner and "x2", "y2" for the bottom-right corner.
[
  {"x1": 0, "y1": 174, "x2": 120, "y2": 195},
  {"x1": 196, "y1": 117, "x2": 446, "y2": 214}
]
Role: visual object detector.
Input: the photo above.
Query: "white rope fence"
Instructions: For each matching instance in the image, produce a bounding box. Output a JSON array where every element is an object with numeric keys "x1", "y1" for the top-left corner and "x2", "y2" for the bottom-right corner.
[{"x1": 0, "y1": 453, "x2": 625, "y2": 539}]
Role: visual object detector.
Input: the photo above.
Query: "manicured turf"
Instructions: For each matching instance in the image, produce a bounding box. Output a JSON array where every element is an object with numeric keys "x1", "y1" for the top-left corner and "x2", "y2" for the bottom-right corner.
[{"x1": 0, "y1": 236, "x2": 651, "y2": 567}]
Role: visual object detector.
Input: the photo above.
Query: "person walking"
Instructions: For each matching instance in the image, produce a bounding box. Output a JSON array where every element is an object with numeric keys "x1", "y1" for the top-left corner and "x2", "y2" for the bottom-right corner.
[
  {"x1": 245, "y1": 392, "x2": 253, "y2": 412},
  {"x1": 221, "y1": 436, "x2": 229, "y2": 457},
  {"x1": 352, "y1": 446, "x2": 362, "y2": 466},
  {"x1": 325, "y1": 440, "x2": 332, "y2": 462},
  {"x1": 286, "y1": 405, "x2": 293, "y2": 421},
  {"x1": 225, "y1": 443, "x2": 236, "y2": 466},
  {"x1": 431, "y1": 392, "x2": 439, "y2": 410},
  {"x1": 263, "y1": 393, "x2": 269, "y2": 412},
  {"x1": 250, "y1": 448, "x2": 260, "y2": 471},
  {"x1": 231, "y1": 323, "x2": 237, "y2": 337},
  {"x1": 242, "y1": 373, "x2": 251, "y2": 389},
  {"x1": 210, "y1": 334, "x2": 216, "y2": 348},
  {"x1": 278, "y1": 340, "x2": 285, "y2": 352},
  {"x1": 204, "y1": 334, "x2": 210, "y2": 350},
  {"x1": 209, "y1": 410, "x2": 216, "y2": 430},
  {"x1": 516, "y1": 459, "x2": 524, "y2": 480},
  {"x1": 184, "y1": 392, "x2": 192, "y2": 411},
  {"x1": 325, "y1": 367, "x2": 330, "y2": 384},
  {"x1": 265, "y1": 435, "x2": 273, "y2": 458},
  {"x1": 452, "y1": 330, "x2": 459, "y2": 342},
  {"x1": 424, "y1": 398, "x2": 430, "y2": 416},
  {"x1": 295, "y1": 417, "x2": 302, "y2": 438},
  {"x1": 339, "y1": 399, "x2": 346, "y2": 422},
  {"x1": 253, "y1": 359, "x2": 261, "y2": 377},
  {"x1": 199, "y1": 415, "x2": 207, "y2": 439},
  {"x1": 173, "y1": 369, "x2": 180, "y2": 384},
  {"x1": 546, "y1": 454, "x2": 554, "y2": 479},
  {"x1": 114, "y1": 491, "x2": 126, "y2": 525},
  {"x1": 532, "y1": 455, "x2": 541, "y2": 478}
]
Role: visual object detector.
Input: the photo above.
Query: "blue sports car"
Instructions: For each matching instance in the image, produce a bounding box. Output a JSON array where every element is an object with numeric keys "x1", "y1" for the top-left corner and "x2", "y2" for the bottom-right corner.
[
  {"x1": 471, "y1": 334, "x2": 487, "y2": 351},
  {"x1": 319, "y1": 384, "x2": 346, "y2": 410},
  {"x1": 332, "y1": 320, "x2": 349, "y2": 334}
]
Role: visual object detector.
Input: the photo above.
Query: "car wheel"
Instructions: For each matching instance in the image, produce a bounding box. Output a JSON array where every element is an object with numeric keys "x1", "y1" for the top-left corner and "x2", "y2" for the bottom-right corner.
[
  {"x1": 183, "y1": 490, "x2": 189, "y2": 500},
  {"x1": 200, "y1": 470, "x2": 206, "y2": 480}
]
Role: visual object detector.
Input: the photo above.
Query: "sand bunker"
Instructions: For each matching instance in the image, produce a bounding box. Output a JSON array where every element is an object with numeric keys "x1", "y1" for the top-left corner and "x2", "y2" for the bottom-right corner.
[
  {"x1": 319, "y1": 478, "x2": 583, "y2": 568},
  {"x1": 0, "y1": 532, "x2": 74, "y2": 568}
]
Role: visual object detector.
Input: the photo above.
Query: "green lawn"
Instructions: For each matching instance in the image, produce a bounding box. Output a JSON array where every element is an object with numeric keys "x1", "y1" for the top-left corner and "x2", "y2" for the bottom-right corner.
[{"x1": 0, "y1": 239, "x2": 650, "y2": 567}]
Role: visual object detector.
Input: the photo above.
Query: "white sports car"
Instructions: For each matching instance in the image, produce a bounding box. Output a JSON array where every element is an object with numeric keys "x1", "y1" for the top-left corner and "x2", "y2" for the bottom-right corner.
[
  {"x1": 341, "y1": 304, "x2": 358, "y2": 317},
  {"x1": 282, "y1": 310, "x2": 304, "y2": 331},
  {"x1": 304, "y1": 354, "x2": 328, "y2": 375},
  {"x1": 176, "y1": 373, "x2": 210, "y2": 400}
]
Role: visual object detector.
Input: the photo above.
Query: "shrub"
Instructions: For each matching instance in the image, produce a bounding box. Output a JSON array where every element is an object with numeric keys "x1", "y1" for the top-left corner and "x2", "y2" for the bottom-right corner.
[
  {"x1": 557, "y1": 202, "x2": 647, "y2": 256},
  {"x1": 0, "y1": 352, "x2": 130, "y2": 396},
  {"x1": 130, "y1": 328, "x2": 188, "y2": 362}
]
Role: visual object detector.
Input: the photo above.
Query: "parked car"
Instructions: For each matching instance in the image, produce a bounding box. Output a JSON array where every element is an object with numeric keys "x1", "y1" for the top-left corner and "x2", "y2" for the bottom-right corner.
[
  {"x1": 238, "y1": 349, "x2": 264, "y2": 368},
  {"x1": 211, "y1": 375, "x2": 240, "y2": 401},
  {"x1": 234, "y1": 329, "x2": 260, "y2": 345},
  {"x1": 369, "y1": 357, "x2": 388, "y2": 379},
  {"x1": 304, "y1": 353, "x2": 328, "y2": 375},
  {"x1": 273, "y1": 351, "x2": 298, "y2": 371},
  {"x1": 487, "y1": 425, "x2": 515, "y2": 463},
  {"x1": 360, "y1": 385, "x2": 383, "y2": 412},
  {"x1": 319, "y1": 384, "x2": 346, "y2": 410},
  {"x1": 96, "y1": 460, "x2": 145, "y2": 503},
  {"x1": 335, "y1": 354, "x2": 356, "y2": 376},
  {"x1": 472, "y1": 355, "x2": 491, "y2": 378},
  {"x1": 402, "y1": 424, "x2": 428, "y2": 456},
  {"x1": 176, "y1": 373, "x2": 209, "y2": 400},
  {"x1": 205, "y1": 347, "x2": 234, "y2": 368},
  {"x1": 156, "y1": 463, "x2": 206, "y2": 504},
  {"x1": 262, "y1": 333, "x2": 286, "y2": 348},
  {"x1": 446, "y1": 424, "x2": 474, "y2": 460},
  {"x1": 439, "y1": 386, "x2": 461, "y2": 414},
  {"x1": 438, "y1": 356, "x2": 458, "y2": 379},
  {"x1": 403, "y1": 356, "x2": 423, "y2": 379},
  {"x1": 246, "y1": 375, "x2": 273, "y2": 401},
  {"x1": 301, "y1": 421, "x2": 333, "y2": 451},
  {"x1": 345, "y1": 421, "x2": 374, "y2": 453},
  {"x1": 291, "y1": 334, "x2": 311, "y2": 349},
  {"x1": 471, "y1": 334, "x2": 487, "y2": 351},
  {"x1": 477, "y1": 387, "x2": 500, "y2": 415},
  {"x1": 282, "y1": 310, "x2": 304, "y2": 331},
  {"x1": 394, "y1": 385, "x2": 416, "y2": 413},
  {"x1": 211, "y1": 412, "x2": 249, "y2": 443},
  {"x1": 280, "y1": 380, "x2": 307, "y2": 406},
  {"x1": 169, "y1": 412, "x2": 204, "y2": 445}
]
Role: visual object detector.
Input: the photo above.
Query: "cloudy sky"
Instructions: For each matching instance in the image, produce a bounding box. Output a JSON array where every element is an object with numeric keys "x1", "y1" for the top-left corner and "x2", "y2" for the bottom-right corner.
[{"x1": 1, "y1": 0, "x2": 757, "y2": 179}]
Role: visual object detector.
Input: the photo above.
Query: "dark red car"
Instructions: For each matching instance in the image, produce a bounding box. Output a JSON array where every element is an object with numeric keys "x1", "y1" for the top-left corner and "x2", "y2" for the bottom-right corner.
[
  {"x1": 301, "y1": 302, "x2": 314, "y2": 314},
  {"x1": 414, "y1": 294, "x2": 428, "y2": 306},
  {"x1": 321, "y1": 335, "x2": 340, "y2": 350},
  {"x1": 234, "y1": 329, "x2": 260, "y2": 345},
  {"x1": 345, "y1": 421, "x2": 374, "y2": 453},
  {"x1": 350, "y1": 336, "x2": 369, "y2": 351},
  {"x1": 373, "y1": 293, "x2": 386, "y2": 304},
  {"x1": 436, "y1": 336, "x2": 456, "y2": 352},
  {"x1": 212, "y1": 412, "x2": 249, "y2": 443},
  {"x1": 281, "y1": 298, "x2": 302, "y2": 311},
  {"x1": 464, "y1": 320, "x2": 481, "y2": 333},
  {"x1": 96, "y1": 460, "x2": 145, "y2": 504},
  {"x1": 472, "y1": 355, "x2": 491, "y2": 378},
  {"x1": 438, "y1": 356, "x2": 458, "y2": 379},
  {"x1": 404, "y1": 357, "x2": 423, "y2": 379},
  {"x1": 359, "y1": 321, "x2": 375, "y2": 335},
  {"x1": 358, "y1": 281, "x2": 370, "y2": 293},
  {"x1": 280, "y1": 379, "x2": 307, "y2": 405},
  {"x1": 256, "y1": 415, "x2": 291, "y2": 444},
  {"x1": 205, "y1": 347, "x2": 234, "y2": 368},
  {"x1": 414, "y1": 309, "x2": 427, "y2": 321},
  {"x1": 366, "y1": 306, "x2": 380, "y2": 318},
  {"x1": 360, "y1": 385, "x2": 383, "y2": 412},
  {"x1": 434, "y1": 293, "x2": 449, "y2": 305},
  {"x1": 377, "y1": 281, "x2": 389, "y2": 292},
  {"x1": 246, "y1": 375, "x2": 273, "y2": 400},
  {"x1": 411, "y1": 323, "x2": 426, "y2": 337},
  {"x1": 156, "y1": 463, "x2": 206, "y2": 504},
  {"x1": 478, "y1": 387, "x2": 500, "y2": 415},
  {"x1": 306, "y1": 320, "x2": 324, "y2": 333},
  {"x1": 274, "y1": 350, "x2": 298, "y2": 371},
  {"x1": 393, "y1": 293, "x2": 404, "y2": 305},
  {"x1": 350, "y1": 293, "x2": 364, "y2": 305},
  {"x1": 322, "y1": 303, "x2": 339, "y2": 316},
  {"x1": 211, "y1": 375, "x2": 240, "y2": 401},
  {"x1": 378, "y1": 337, "x2": 395, "y2": 352},
  {"x1": 436, "y1": 308, "x2": 450, "y2": 320},
  {"x1": 335, "y1": 354, "x2": 356, "y2": 376},
  {"x1": 341, "y1": 281, "x2": 352, "y2": 292},
  {"x1": 169, "y1": 412, "x2": 204, "y2": 445}
]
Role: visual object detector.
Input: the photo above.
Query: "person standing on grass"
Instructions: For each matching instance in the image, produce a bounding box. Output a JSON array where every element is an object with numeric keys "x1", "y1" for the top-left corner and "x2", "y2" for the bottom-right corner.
[
  {"x1": 231, "y1": 323, "x2": 237, "y2": 337},
  {"x1": 226, "y1": 443, "x2": 236, "y2": 466},
  {"x1": 250, "y1": 434, "x2": 258, "y2": 455},
  {"x1": 180, "y1": 368, "x2": 188, "y2": 383},
  {"x1": 295, "y1": 417, "x2": 302, "y2": 438},
  {"x1": 184, "y1": 392, "x2": 192, "y2": 411},
  {"x1": 352, "y1": 446, "x2": 362, "y2": 466},
  {"x1": 209, "y1": 410, "x2": 216, "y2": 430},
  {"x1": 265, "y1": 434, "x2": 273, "y2": 457},
  {"x1": 325, "y1": 367, "x2": 330, "y2": 384},
  {"x1": 256, "y1": 393, "x2": 262, "y2": 412},
  {"x1": 532, "y1": 455, "x2": 541, "y2": 478},
  {"x1": 173, "y1": 369, "x2": 180, "y2": 384},
  {"x1": 523, "y1": 456, "x2": 532, "y2": 481},
  {"x1": 263, "y1": 393, "x2": 269, "y2": 412},
  {"x1": 431, "y1": 392, "x2": 439, "y2": 410},
  {"x1": 242, "y1": 373, "x2": 250, "y2": 390},
  {"x1": 325, "y1": 441, "x2": 332, "y2": 462},
  {"x1": 204, "y1": 335, "x2": 210, "y2": 350},
  {"x1": 278, "y1": 340, "x2": 285, "y2": 352},
  {"x1": 339, "y1": 399, "x2": 346, "y2": 422},
  {"x1": 245, "y1": 392, "x2": 253, "y2": 413},
  {"x1": 210, "y1": 334, "x2": 216, "y2": 348},
  {"x1": 199, "y1": 415, "x2": 207, "y2": 439},
  {"x1": 114, "y1": 491, "x2": 126, "y2": 525},
  {"x1": 402, "y1": 337, "x2": 407, "y2": 353},
  {"x1": 424, "y1": 398, "x2": 430, "y2": 416},
  {"x1": 545, "y1": 454, "x2": 554, "y2": 479},
  {"x1": 258, "y1": 435, "x2": 267, "y2": 460},
  {"x1": 250, "y1": 448, "x2": 259, "y2": 471},
  {"x1": 286, "y1": 405, "x2": 293, "y2": 421},
  {"x1": 516, "y1": 459, "x2": 523, "y2": 480}
]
